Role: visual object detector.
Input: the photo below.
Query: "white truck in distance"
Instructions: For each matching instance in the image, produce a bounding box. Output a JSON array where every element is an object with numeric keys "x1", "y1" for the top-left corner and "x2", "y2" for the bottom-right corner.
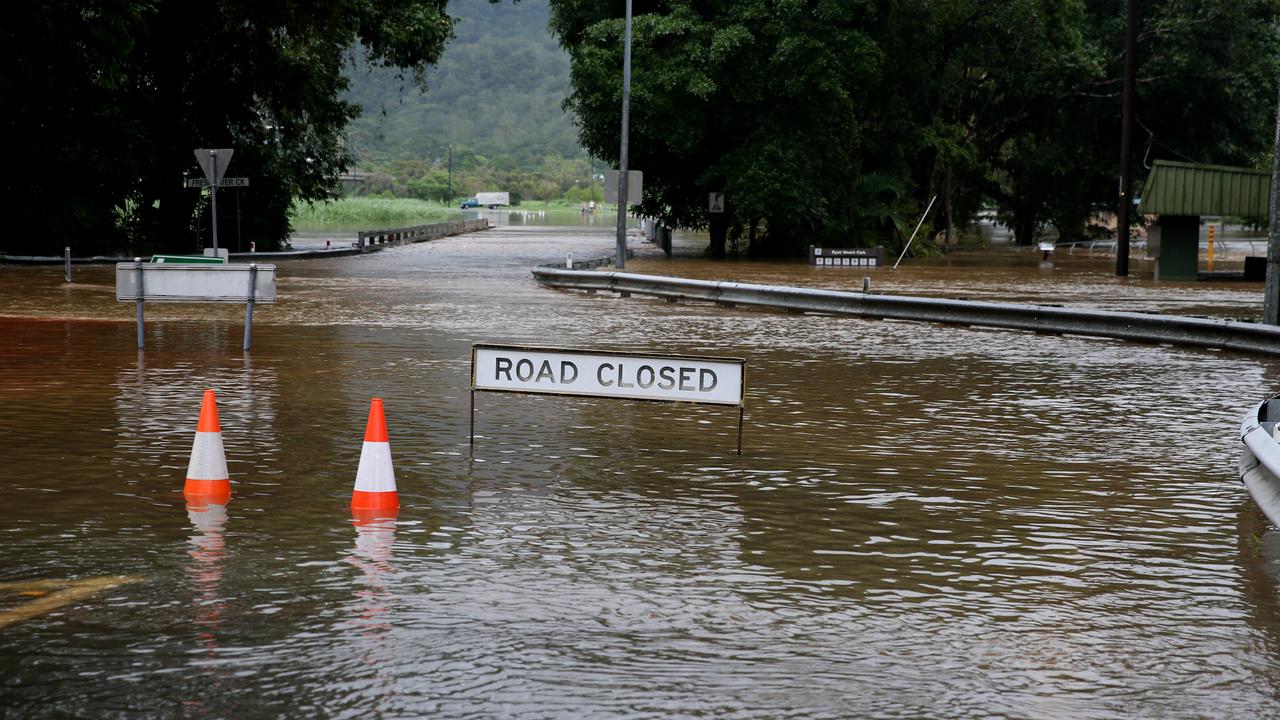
[{"x1": 463, "y1": 192, "x2": 509, "y2": 209}]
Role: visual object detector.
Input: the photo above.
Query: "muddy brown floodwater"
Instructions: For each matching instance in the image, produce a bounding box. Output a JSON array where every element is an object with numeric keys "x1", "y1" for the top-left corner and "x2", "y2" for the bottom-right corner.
[{"x1": 2, "y1": 225, "x2": 1280, "y2": 718}]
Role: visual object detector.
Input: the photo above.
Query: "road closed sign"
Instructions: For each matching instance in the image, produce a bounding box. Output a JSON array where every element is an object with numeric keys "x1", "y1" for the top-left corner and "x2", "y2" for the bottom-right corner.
[{"x1": 471, "y1": 345, "x2": 745, "y2": 406}]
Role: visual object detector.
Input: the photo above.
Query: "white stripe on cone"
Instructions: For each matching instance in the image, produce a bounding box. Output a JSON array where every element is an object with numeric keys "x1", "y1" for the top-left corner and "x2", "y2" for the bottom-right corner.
[
  {"x1": 353, "y1": 441, "x2": 396, "y2": 493},
  {"x1": 187, "y1": 431, "x2": 229, "y2": 481}
]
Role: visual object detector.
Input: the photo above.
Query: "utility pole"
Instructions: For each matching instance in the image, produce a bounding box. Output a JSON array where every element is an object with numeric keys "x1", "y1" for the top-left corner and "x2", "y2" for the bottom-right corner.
[
  {"x1": 614, "y1": 0, "x2": 633, "y2": 269},
  {"x1": 447, "y1": 145, "x2": 453, "y2": 205},
  {"x1": 1115, "y1": 0, "x2": 1137, "y2": 276},
  {"x1": 1264, "y1": 78, "x2": 1280, "y2": 324}
]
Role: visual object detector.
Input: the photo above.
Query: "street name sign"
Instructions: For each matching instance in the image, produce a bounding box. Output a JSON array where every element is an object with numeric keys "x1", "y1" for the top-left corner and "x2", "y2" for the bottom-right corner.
[
  {"x1": 186, "y1": 177, "x2": 250, "y2": 188},
  {"x1": 469, "y1": 344, "x2": 747, "y2": 454}
]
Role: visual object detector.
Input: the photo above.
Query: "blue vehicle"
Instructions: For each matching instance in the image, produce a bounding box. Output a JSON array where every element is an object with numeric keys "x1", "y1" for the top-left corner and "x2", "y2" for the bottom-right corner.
[{"x1": 459, "y1": 197, "x2": 480, "y2": 209}]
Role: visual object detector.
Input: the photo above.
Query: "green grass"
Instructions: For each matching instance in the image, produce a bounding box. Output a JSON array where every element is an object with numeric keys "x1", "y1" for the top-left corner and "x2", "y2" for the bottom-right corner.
[{"x1": 289, "y1": 198, "x2": 453, "y2": 227}]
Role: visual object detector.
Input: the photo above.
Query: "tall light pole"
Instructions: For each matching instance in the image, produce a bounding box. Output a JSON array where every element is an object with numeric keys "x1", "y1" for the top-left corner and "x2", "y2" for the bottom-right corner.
[
  {"x1": 1264, "y1": 78, "x2": 1280, "y2": 324},
  {"x1": 1115, "y1": 0, "x2": 1137, "y2": 276},
  {"x1": 614, "y1": 0, "x2": 633, "y2": 269}
]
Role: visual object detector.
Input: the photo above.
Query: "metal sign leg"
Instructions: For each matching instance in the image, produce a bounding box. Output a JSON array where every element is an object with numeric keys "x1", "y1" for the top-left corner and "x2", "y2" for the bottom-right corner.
[
  {"x1": 737, "y1": 406, "x2": 744, "y2": 456},
  {"x1": 469, "y1": 390, "x2": 476, "y2": 455},
  {"x1": 134, "y1": 258, "x2": 144, "y2": 350},
  {"x1": 243, "y1": 263, "x2": 258, "y2": 351}
]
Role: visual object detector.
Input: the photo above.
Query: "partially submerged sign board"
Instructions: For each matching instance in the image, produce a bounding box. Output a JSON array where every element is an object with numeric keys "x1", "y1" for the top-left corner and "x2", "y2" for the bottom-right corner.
[
  {"x1": 116, "y1": 262, "x2": 276, "y2": 351},
  {"x1": 194, "y1": 148, "x2": 233, "y2": 184},
  {"x1": 470, "y1": 344, "x2": 747, "y2": 453},
  {"x1": 116, "y1": 263, "x2": 277, "y2": 303},
  {"x1": 809, "y1": 246, "x2": 884, "y2": 267}
]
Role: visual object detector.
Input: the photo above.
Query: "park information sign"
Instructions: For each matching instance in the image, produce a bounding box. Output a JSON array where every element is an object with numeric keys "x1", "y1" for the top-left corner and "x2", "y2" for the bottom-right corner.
[
  {"x1": 808, "y1": 246, "x2": 884, "y2": 267},
  {"x1": 470, "y1": 344, "x2": 747, "y2": 453}
]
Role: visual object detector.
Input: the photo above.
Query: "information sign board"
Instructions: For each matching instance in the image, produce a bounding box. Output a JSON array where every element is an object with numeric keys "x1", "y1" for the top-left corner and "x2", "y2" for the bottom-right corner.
[{"x1": 808, "y1": 246, "x2": 885, "y2": 267}]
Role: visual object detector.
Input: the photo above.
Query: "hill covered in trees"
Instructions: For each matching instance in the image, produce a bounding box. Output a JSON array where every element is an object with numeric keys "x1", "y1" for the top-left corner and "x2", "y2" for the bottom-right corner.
[{"x1": 342, "y1": 0, "x2": 595, "y2": 203}]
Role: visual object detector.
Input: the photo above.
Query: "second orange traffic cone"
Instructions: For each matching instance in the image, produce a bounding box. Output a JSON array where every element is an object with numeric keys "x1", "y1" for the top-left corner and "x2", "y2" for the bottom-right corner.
[
  {"x1": 351, "y1": 398, "x2": 399, "y2": 512},
  {"x1": 184, "y1": 390, "x2": 230, "y2": 504}
]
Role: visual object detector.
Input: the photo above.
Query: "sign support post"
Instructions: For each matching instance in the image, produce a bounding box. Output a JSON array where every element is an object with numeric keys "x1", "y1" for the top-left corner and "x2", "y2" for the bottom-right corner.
[
  {"x1": 243, "y1": 263, "x2": 258, "y2": 351},
  {"x1": 210, "y1": 152, "x2": 220, "y2": 252},
  {"x1": 134, "y1": 258, "x2": 145, "y2": 349},
  {"x1": 194, "y1": 149, "x2": 234, "y2": 253}
]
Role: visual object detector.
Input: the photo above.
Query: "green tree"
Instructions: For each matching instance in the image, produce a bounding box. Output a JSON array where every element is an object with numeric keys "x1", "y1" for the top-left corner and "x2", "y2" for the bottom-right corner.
[
  {"x1": 551, "y1": 0, "x2": 1280, "y2": 256},
  {"x1": 550, "y1": 0, "x2": 880, "y2": 257},
  {"x1": 3, "y1": 0, "x2": 456, "y2": 254}
]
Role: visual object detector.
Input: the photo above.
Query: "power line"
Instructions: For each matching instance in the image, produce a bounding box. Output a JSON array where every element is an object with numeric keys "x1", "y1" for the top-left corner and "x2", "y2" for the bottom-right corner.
[{"x1": 1135, "y1": 117, "x2": 1202, "y2": 164}]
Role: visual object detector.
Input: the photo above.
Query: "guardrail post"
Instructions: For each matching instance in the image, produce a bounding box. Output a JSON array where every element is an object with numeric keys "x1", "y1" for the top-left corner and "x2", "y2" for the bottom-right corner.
[
  {"x1": 134, "y1": 258, "x2": 144, "y2": 349},
  {"x1": 64, "y1": 247, "x2": 71, "y2": 283},
  {"x1": 243, "y1": 263, "x2": 258, "y2": 351}
]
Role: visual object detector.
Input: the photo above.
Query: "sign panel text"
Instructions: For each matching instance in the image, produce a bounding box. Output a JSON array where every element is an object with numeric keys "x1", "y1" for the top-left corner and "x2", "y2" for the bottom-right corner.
[{"x1": 472, "y1": 345, "x2": 744, "y2": 406}]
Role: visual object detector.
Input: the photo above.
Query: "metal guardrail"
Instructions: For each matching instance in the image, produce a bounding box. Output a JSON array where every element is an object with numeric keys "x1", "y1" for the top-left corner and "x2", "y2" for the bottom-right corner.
[
  {"x1": 537, "y1": 250, "x2": 633, "y2": 271},
  {"x1": 531, "y1": 269, "x2": 1280, "y2": 356},
  {"x1": 1239, "y1": 398, "x2": 1280, "y2": 527},
  {"x1": 358, "y1": 219, "x2": 489, "y2": 252}
]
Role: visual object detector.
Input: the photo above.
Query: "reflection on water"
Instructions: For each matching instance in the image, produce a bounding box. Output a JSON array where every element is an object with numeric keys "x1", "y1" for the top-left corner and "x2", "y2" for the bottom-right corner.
[
  {"x1": 186, "y1": 501, "x2": 227, "y2": 652},
  {"x1": 1, "y1": 226, "x2": 1280, "y2": 717}
]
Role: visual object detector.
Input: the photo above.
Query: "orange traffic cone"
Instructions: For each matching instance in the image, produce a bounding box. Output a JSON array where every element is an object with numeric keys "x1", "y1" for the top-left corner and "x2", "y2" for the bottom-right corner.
[
  {"x1": 184, "y1": 390, "x2": 230, "y2": 504},
  {"x1": 350, "y1": 398, "x2": 398, "y2": 513}
]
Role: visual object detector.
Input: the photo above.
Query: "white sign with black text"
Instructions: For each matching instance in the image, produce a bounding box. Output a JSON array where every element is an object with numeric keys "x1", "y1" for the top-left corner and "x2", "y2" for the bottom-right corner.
[{"x1": 472, "y1": 345, "x2": 744, "y2": 406}]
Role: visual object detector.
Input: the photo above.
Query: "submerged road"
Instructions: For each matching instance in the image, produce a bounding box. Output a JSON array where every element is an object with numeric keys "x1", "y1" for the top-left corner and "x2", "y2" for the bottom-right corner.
[{"x1": 1, "y1": 225, "x2": 1279, "y2": 718}]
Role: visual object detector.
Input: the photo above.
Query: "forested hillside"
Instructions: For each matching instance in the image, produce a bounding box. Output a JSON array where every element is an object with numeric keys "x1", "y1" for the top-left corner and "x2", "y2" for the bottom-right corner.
[{"x1": 344, "y1": 0, "x2": 583, "y2": 170}]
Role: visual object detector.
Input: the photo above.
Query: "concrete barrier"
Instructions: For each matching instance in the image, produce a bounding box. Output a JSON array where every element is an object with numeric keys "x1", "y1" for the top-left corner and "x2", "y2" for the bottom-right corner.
[{"x1": 531, "y1": 268, "x2": 1280, "y2": 356}]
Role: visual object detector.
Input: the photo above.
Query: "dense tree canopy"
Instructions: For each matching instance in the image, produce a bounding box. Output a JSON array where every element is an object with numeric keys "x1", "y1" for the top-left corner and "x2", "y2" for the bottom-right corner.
[
  {"x1": 550, "y1": 0, "x2": 1280, "y2": 256},
  {"x1": 4, "y1": 0, "x2": 455, "y2": 254}
]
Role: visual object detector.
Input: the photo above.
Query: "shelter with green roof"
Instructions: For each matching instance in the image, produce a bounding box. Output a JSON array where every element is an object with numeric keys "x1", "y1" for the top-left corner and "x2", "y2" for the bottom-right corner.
[{"x1": 1137, "y1": 160, "x2": 1270, "y2": 280}]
